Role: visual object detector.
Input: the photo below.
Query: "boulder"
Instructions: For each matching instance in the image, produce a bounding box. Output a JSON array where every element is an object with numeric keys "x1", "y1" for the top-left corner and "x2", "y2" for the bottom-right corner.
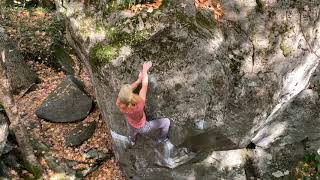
[
  {"x1": 78, "y1": 164, "x2": 99, "y2": 178},
  {"x1": 35, "y1": 76, "x2": 92, "y2": 123},
  {"x1": 63, "y1": 0, "x2": 320, "y2": 179},
  {"x1": 0, "y1": 161, "x2": 9, "y2": 178},
  {"x1": 64, "y1": 121, "x2": 96, "y2": 147},
  {"x1": 83, "y1": 149, "x2": 111, "y2": 160},
  {"x1": 2, "y1": 153, "x2": 20, "y2": 169},
  {"x1": 0, "y1": 27, "x2": 38, "y2": 94},
  {"x1": 0, "y1": 113, "x2": 9, "y2": 156},
  {"x1": 50, "y1": 44, "x2": 74, "y2": 75},
  {"x1": 2, "y1": 139, "x2": 14, "y2": 154}
]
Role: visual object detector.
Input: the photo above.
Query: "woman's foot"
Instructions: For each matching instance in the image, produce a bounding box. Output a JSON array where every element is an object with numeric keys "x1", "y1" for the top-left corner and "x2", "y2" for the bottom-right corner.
[
  {"x1": 128, "y1": 136, "x2": 136, "y2": 147},
  {"x1": 155, "y1": 137, "x2": 169, "y2": 145}
]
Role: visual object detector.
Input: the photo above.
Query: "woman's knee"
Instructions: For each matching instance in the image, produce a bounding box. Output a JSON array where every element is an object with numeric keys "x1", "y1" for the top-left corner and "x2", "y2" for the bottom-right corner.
[{"x1": 163, "y1": 118, "x2": 171, "y2": 127}]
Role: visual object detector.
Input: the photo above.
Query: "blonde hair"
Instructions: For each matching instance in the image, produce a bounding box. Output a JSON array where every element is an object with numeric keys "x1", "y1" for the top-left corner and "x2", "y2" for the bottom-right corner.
[{"x1": 118, "y1": 84, "x2": 142, "y2": 107}]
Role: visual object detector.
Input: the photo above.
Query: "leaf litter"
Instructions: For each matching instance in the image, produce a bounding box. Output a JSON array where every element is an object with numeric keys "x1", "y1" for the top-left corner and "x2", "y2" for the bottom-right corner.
[{"x1": 16, "y1": 59, "x2": 124, "y2": 179}]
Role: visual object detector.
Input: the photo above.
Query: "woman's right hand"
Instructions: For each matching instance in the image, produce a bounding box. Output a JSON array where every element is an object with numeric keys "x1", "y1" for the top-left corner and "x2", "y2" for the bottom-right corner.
[
  {"x1": 140, "y1": 61, "x2": 151, "y2": 101},
  {"x1": 143, "y1": 61, "x2": 152, "y2": 72}
]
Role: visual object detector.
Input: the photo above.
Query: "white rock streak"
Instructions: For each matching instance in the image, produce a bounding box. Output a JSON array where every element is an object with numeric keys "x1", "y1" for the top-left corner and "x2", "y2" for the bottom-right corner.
[{"x1": 252, "y1": 54, "x2": 319, "y2": 148}]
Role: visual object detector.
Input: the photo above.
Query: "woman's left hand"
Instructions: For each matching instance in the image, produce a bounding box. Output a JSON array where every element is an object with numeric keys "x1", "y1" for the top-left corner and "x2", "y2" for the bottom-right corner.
[{"x1": 138, "y1": 71, "x2": 143, "y2": 81}]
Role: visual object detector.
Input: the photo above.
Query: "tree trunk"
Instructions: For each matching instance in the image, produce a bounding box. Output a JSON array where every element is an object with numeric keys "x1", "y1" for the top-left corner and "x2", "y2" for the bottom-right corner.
[{"x1": 0, "y1": 30, "x2": 41, "y2": 177}]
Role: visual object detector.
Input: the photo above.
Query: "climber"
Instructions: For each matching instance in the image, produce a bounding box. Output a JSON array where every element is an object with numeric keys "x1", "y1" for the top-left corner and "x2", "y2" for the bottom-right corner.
[{"x1": 116, "y1": 61, "x2": 171, "y2": 146}]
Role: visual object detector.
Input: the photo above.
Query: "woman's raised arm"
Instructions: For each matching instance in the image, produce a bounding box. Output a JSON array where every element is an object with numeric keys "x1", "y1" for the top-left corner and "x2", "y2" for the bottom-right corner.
[{"x1": 139, "y1": 61, "x2": 152, "y2": 101}]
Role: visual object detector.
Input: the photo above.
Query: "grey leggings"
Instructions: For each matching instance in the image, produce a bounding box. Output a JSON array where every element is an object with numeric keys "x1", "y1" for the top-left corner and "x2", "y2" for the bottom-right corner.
[{"x1": 129, "y1": 118, "x2": 171, "y2": 142}]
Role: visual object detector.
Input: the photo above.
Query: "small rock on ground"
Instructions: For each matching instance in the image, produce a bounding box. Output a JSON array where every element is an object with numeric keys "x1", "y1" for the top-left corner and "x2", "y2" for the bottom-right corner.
[
  {"x1": 35, "y1": 76, "x2": 92, "y2": 123},
  {"x1": 65, "y1": 121, "x2": 97, "y2": 147}
]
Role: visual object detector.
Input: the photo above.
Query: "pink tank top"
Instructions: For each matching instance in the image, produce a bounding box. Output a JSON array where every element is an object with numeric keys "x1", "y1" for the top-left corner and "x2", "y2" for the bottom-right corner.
[{"x1": 116, "y1": 99, "x2": 146, "y2": 129}]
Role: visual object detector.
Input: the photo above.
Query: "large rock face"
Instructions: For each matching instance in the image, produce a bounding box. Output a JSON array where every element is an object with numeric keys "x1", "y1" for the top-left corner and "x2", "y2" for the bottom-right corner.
[
  {"x1": 0, "y1": 27, "x2": 38, "y2": 94},
  {"x1": 62, "y1": 0, "x2": 320, "y2": 179}
]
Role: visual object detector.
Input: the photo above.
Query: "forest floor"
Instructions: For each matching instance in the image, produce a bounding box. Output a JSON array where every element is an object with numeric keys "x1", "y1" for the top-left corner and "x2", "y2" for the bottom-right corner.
[
  {"x1": 15, "y1": 60, "x2": 124, "y2": 179},
  {"x1": 1, "y1": 5, "x2": 124, "y2": 180}
]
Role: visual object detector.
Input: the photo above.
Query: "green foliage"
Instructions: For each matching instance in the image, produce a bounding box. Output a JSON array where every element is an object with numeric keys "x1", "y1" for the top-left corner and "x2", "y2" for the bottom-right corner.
[
  {"x1": 295, "y1": 153, "x2": 320, "y2": 178},
  {"x1": 304, "y1": 153, "x2": 320, "y2": 163}
]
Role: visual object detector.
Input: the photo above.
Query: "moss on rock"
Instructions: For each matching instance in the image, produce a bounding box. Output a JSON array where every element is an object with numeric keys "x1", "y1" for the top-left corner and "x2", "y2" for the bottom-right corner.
[
  {"x1": 160, "y1": 0, "x2": 172, "y2": 9},
  {"x1": 176, "y1": 11, "x2": 199, "y2": 33},
  {"x1": 176, "y1": 10, "x2": 215, "y2": 36},
  {"x1": 89, "y1": 43, "x2": 119, "y2": 68},
  {"x1": 89, "y1": 27, "x2": 148, "y2": 68},
  {"x1": 280, "y1": 39, "x2": 292, "y2": 57},
  {"x1": 24, "y1": 164, "x2": 42, "y2": 179},
  {"x1": 195, "y1": 10, "x2": 216, "y2": 30}
]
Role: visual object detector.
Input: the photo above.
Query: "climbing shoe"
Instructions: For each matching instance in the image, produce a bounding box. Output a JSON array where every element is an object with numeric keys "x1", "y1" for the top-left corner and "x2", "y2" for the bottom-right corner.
[
  {"x1": 155, "y1": 137, "x2": 169, "y2": 145},
  {"x1": 128, "y1": 136, "x2": 136, "y2": 147}
]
